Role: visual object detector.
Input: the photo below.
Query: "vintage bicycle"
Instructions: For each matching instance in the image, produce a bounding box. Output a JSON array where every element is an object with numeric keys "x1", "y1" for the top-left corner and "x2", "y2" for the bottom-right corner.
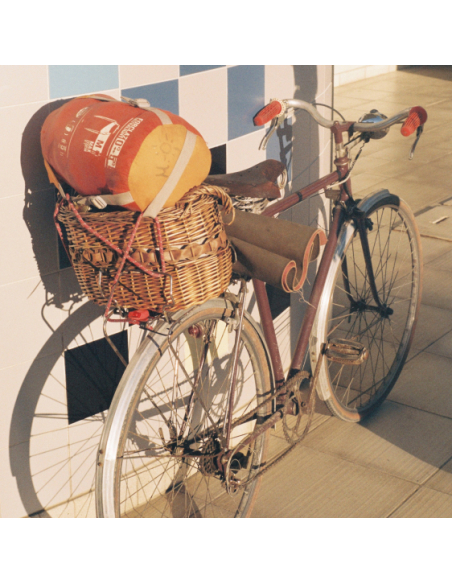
[{"x1": 94, "y1": 98, "x2": 426, "y2": 518}]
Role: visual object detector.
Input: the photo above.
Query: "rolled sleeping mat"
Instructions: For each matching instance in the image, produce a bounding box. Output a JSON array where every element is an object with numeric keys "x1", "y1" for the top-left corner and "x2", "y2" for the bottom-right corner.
[
  {"x1": 230, "y1": 237, "x2": 298, "y2": 292},
  {"x1": 224, "y1": 209, "x2": 327, "y2": 291}
]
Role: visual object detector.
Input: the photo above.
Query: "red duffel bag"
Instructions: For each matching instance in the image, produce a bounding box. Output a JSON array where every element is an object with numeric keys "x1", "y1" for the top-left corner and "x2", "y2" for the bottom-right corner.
[{"x1": 41, "y1": 95, "x2": 212, "y2": 217}]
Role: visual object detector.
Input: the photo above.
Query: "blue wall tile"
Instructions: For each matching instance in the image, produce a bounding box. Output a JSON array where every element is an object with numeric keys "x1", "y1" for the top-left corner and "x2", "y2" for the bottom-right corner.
[
  {"x1": 228, "y1": 66, "x2": 265, "y2": 141},
  {"x1": 49, "y1": 65, "x2": 119, "y2": 99},
  {"x1": 121, "y1": 80, "x2": 179, "y2": 115},
  {"x1": 180, "y1": 65, "x2": 225, "y2": 76}
]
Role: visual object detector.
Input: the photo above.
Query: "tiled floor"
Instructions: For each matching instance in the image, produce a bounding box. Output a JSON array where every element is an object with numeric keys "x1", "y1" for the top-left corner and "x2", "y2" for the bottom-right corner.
[{"x1": 252, "y1": 66, "x2": 452, "y2": 518}]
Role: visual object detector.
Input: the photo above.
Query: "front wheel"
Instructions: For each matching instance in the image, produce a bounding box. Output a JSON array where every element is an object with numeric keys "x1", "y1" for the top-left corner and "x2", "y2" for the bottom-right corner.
[
  {"x1": 96, "y1": 298, "x2": 272, "y2": 518},
  {"x1": 310, "y1": 192, "x2": 423, "y2": 422}
]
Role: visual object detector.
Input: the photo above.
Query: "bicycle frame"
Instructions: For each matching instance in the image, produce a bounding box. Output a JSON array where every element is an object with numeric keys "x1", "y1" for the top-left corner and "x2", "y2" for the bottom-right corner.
[{"x1": 252, "y1": 120, "x2": 371, "y2": 387}]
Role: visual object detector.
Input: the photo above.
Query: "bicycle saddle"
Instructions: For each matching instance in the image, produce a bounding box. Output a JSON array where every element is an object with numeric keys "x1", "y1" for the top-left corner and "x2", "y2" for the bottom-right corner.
[{"x1": 204, "y1": 159, "x2": 286, "y2": 199}]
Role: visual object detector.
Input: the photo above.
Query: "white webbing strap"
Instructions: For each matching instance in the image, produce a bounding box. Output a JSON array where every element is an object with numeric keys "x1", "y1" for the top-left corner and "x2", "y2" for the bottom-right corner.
[
  {"x1": 76, "y1": 192, "x2": 135, "y2": 209},
  {"x1": 143, "y1": 130, "x2": 198, "y2": 218}
]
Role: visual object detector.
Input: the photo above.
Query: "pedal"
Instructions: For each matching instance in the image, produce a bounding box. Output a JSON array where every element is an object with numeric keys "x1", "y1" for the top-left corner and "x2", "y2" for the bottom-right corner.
[{"x1": 324, "y1": 338, "x2": 369, "y2": 365}]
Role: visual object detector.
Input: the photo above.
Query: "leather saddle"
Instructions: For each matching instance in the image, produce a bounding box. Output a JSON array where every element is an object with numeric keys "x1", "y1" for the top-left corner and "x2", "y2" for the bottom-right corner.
[{"x1": 204, "y1": 159, "x2": 286, "y2": 199}]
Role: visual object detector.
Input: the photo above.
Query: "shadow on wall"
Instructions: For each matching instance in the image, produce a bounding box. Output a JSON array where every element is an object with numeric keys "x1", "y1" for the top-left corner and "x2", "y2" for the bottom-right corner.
[
  {"x1": 14, "y1": 103, "x2": 122, "y2": 517},
  {"x1": 9, "y1": 302, "x2": 105, "y2": 517},
  {"x1": 268, "y1": 66, "x2": 330, "y2": 358},
  {"x1": 21, "y1": 99, "x2": 86, "y2": 308}
]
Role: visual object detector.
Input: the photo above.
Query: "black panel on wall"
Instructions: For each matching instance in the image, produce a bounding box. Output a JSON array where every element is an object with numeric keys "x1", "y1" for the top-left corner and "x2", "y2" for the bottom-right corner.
[
  {"x1": 209, "y1": 144, "x2": 227, "y2": 175},
  {"x1": 64, "y1": 330, "x2": 128, "y2": 424},
  {"x1": 266, "y1": 284, "x2": 291, "y2": 319},
  {"x1": 57, "y1": 233, "x2": 72, "y2": 269}
]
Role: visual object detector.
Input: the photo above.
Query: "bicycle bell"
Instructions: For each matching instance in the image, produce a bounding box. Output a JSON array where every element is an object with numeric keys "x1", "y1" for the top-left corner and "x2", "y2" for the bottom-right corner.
[{"x1": 358, "y1": 109, "x2": 389, "y2": 139}]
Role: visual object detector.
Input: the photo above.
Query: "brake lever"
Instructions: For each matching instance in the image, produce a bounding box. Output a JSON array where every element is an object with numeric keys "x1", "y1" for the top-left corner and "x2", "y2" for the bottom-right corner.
[
  {"x1": 259, "y1": 107, "x2": 290, "y2": 150},
  {"x1": 409, "y1": 125, "x2": 424, "y2": 160},
  {"x1": 259, "y1": 118, "x2": 279, "y2": 150}
]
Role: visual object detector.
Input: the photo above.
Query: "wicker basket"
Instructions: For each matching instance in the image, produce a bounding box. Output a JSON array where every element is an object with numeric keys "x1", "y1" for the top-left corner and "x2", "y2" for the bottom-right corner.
[{"x1": 56, "y1": 185, "x2": 234, "y2": 312}]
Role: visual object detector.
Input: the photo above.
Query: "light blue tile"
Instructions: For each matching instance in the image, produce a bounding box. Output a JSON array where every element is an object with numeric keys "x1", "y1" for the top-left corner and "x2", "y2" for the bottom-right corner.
[
  {"x1": 228, "y1": 65, "x2": 265, "y2": 141},
  {"x1": 180, "y1": 65, "x2": 225, "y2": 76},
  {"x1": 121, "y1": 80, "x2": 179, "y2": 115},
  {"x1": 49, "y1": 66, "x2": 119, "y2": 99}
]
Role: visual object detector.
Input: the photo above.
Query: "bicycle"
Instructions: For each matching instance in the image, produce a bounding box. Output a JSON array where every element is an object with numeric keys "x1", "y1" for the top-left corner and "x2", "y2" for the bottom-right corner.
[{"x1": 95, "y1": 98, "x2": 426, "y2": 518}]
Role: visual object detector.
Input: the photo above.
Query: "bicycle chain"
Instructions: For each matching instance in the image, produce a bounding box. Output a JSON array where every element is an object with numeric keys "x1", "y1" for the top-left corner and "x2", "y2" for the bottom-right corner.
[{"x1": 282, "y1": 370, "x2": 312, "y2": 445}]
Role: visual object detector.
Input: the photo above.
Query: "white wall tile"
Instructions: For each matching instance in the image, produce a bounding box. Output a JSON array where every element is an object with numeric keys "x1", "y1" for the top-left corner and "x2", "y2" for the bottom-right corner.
[
  {"x1": 0, "y1": 66, "x2": 49, "y2": 108},
  {"x1": 0, "y1": 65, "x2": 336, "y2": 517},
  {"x1": 226, "y1": 130, "x2": 266, "y2": 173},
  {"x1": 58, "y1": 268, "x2": 149, "y2": 357},
  {"x1": 119, "y1": 65, "x2": 179, "y2": 89},
  {"x1": 0, "y1": 191, "x2": 58, "y2": 286},
  {"x1": 73, "y1": 490, "x2": 96, "y2": 518},
  {"x1": 179, "y1": 67, "x2": 228, "y2": 148},
  {"x1": 0, "y1": 100, "x2": 52, "y2": 199},
  {"x1": 265, "y1": 65, "x2": 296, "y2": 102},
  {"x1": 0, "y1": 274, "x2": 63, "y2": 369},
  {"x1": 0, "y1": 427, "x2": 71, "y2": 517},
  {"x1": 334, "y1": 65, "x2": 397, "y2": 87},
  {"x1": 68, "y1": 417, "x2": 104, "y2": 502},
  {"x1": 0, "y1": 355, "x2": 68, "y2": 451},
  {"x1": 29, "y1": 428, "x2": 72, "y2": 514}
]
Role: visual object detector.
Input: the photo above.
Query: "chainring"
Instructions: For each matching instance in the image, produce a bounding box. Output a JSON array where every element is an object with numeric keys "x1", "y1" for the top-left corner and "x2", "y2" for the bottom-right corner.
[{"x1": 282, "y1": 372, "x2": 314, "y2": 445}]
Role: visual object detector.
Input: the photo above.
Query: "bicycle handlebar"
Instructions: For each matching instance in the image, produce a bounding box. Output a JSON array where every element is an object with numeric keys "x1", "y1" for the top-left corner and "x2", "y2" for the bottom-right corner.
[{"x1": 254, "y1": 99, "x2": 427, "y2": 137}]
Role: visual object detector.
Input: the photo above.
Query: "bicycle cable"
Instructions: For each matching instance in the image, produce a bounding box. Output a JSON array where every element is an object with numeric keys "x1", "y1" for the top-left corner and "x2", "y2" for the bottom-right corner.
[{"x1": 311, "y1": 102, "x2": 346, "y2": 122}]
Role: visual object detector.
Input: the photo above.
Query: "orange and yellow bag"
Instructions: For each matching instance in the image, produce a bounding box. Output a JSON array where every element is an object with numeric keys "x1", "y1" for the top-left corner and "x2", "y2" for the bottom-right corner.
[{"x1": 40, "y1": 95, "x2": 212, "y2": 217}]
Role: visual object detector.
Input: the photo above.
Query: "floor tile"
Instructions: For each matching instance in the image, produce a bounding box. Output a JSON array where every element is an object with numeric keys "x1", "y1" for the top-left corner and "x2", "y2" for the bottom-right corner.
[
  {"x1": 421, "y1": 264, "x2": 452, "y2": 310},
  {"x1": 389, "y1": 486, "x2": 452, "y2": 518},
  {"x1": 390, "y1": 351, "x2": 452, "y2": 418},
  {"x1": 353, "y1": 176, "x2": 447, "y2": 213},
  {"x1": 424, "y1": 330, "x2": 452, "y2": 359},
  {"x1": 420, "y1": 236, "x2": 452, "y2": 265},
  {"x1": 415, "y1": 205, "x2": 452, "y2": 241},
  {"x1": 303, "y1": 401, "x2": 452, "y2": 484},
  {"x1": 252, "y1": 445, "x2": 417, "y2": 518},
  {"x1": 409, "y1": 303, "x2": 452, "y2": 358},
  {"x1": 424, "y1": 458, "x2": 452, "y2": 496}
]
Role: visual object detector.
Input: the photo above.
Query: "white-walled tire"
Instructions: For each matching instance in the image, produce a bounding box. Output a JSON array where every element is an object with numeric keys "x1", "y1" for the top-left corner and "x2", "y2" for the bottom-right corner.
[
  {"x1": 96, "y1": 298, "x2": 272, "y2": 518},
  {"x1": 310, "y1": 191, "x2": 422, "y2": 422}
]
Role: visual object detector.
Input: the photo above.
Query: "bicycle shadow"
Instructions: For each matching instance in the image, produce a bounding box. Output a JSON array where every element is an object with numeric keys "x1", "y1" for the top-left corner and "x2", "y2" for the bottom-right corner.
[
  {"x1": 11, "y1": 104, "x2": 126, "y2": 517},
  {"x1": 9, "y1": 301, "x2": 106, "y2": 517}
]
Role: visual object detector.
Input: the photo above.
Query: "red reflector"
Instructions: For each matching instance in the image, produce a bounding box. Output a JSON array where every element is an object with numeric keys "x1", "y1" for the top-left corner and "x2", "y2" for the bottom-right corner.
[{"x1": 127, "y1": 309, "x2": 150, "y2": 324}]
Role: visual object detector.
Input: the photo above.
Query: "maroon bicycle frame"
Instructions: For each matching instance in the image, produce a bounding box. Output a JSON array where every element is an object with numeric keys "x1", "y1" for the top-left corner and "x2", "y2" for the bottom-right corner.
[{"x1": 252, "y1": 121, "x2": 355, "y2": 387}]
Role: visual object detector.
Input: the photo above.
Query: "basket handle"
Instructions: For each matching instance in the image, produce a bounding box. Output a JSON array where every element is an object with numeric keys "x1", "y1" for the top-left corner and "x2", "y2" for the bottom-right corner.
[{"x1": 213, "y1": 186, "x2": 235, "y2": 226}]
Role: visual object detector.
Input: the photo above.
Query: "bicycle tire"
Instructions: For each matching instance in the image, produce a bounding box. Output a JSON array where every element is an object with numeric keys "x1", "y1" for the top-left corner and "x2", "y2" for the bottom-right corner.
[
  {"x1": 96, "y1": 298, "x2": 272, "y2": 518},
  {"x1": 310, "y1": 191, "x2": 422, "y2": 422}
]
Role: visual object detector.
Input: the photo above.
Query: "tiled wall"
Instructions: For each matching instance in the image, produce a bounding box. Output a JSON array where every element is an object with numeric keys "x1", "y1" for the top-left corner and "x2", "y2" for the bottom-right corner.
[
  {"x1": 334, "y1": 65, "x2": 397, "y2": 87},
  {"x1": 0, "y1": 65, "x2": 333, "y2": 517}
]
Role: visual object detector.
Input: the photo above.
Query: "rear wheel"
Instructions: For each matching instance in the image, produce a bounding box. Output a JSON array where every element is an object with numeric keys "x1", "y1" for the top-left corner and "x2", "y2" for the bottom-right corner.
[
  {"x1": 96, "y1": 299, "x2": 272, "y2": 517},
  {"x1": 311, "y1": 193, "x2": 422, "y2": 422}
]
